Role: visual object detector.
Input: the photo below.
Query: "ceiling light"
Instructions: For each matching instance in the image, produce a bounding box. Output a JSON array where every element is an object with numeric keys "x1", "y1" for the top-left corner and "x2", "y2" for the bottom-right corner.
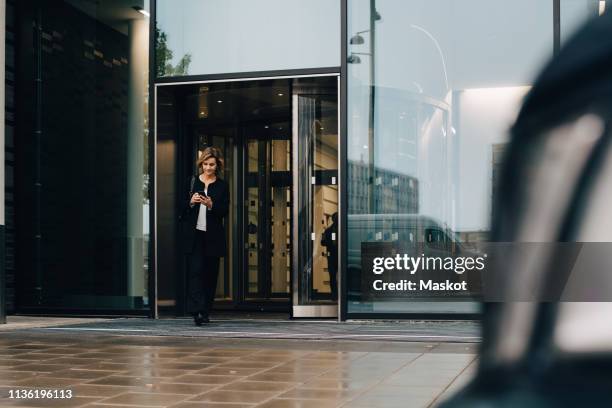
[
  {"x1": 265, "y1": 125, "x2": 269, "y2": 129},
  {"x1": 217, "y1": 100, "x2": 223, "y2": 103},
  {"x1": 132, "y1": 6, "x2": 150, "y2": 17},
  {"x1": 277, "y1": 93, "x2": 284, "y2": 96},
  {"x1": 600, "y1": 0, "x2": 606, "y2": 15}
]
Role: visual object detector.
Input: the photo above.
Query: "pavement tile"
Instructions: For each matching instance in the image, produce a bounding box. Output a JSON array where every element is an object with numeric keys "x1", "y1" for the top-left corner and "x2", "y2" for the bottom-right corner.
[
  {"x1": 70, "y1": 383, "x2": 142, "y2": 397},
  {"x1": 218, "y1": 381, "x2": 296, "y2": 392},
  {"x1": 195, "y1": 367, "x2": 262, "y2": 377},
  {"x1": 246, "y1": 372, "x2": 317, "y2": 383},
  {"x1": 87, "y1": 375, "x2": 162, "y2": 387},
  {"x1": 0, "y1": 396, "x2": 102, "y2": 407},
  {"x1": 98, "y1": 391, "x2": 192, "y2": 406},
  {"x1": 256, "y1": 399, "x2": 340, "y2": 408},
  {"x1": 189, "y1": 390, "x2": 278, "y2": 403},
  {"x1": 0, "y1": 322, "x2": 479, "y2": 408},
  {"x1": 169, "y1": 402, "x2": 254, "y2": 408},
  {"x1": 276, "y1": 388, "x2": 357, "y2": 400},
  {"x1": 172, "y1": 374, "x2": 238, "y2": 385}
]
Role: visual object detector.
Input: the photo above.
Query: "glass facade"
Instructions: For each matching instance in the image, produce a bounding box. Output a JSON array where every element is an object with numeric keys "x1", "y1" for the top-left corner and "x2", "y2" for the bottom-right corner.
[
  {"x1": 561, "y1": 0, "x2": 603, "y2": 44},
  {"x1": 13, "y1": 0, "x2": 150, "y2": 312},
  {"x1": 155, "y1": 0, "x2": 341, "y2": 77},
  {"x1": 346, "y1": 0, "x2": 553, "y2": 314},
  {"x1": 3, "y1": 0, "x2": 604, "y2": 317}
]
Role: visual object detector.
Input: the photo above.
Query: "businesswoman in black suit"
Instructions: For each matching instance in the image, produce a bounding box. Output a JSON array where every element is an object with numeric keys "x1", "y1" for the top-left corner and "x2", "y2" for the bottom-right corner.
[{"x1": 182, "y1": 147, "x2": 229, "y2": 326}]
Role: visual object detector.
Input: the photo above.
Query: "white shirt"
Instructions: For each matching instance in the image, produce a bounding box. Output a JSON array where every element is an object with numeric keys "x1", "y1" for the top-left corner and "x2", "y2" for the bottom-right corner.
[{"x1": 195, "y1": 187, "x2": 208, "y2": 231}]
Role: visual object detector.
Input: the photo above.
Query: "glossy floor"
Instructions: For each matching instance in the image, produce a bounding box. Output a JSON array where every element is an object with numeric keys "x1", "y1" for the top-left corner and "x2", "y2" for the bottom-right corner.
[{"x1": 0, "y1": 330, "x2": 477, "y2": 407}]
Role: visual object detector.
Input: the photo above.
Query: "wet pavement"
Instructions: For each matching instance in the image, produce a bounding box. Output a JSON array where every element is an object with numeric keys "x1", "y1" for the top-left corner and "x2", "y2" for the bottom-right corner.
[{"x1": 0, "y1": 319, "x2": 478, "y2": 407}]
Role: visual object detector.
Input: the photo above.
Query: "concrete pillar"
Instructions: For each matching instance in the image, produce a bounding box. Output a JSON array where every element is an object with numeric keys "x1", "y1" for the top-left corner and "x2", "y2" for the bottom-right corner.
[
  {"x1": 0, "y1": 0, "x2": 6, "y2": 324},
  {"x1": 126, "y1": 18, "x2": 148, "y2": 301}
]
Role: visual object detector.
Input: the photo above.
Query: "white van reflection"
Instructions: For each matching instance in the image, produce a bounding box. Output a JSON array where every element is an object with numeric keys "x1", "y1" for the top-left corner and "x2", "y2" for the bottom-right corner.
[{"x1": 347, "y1": 214, "x2": 482, "y2": 299}]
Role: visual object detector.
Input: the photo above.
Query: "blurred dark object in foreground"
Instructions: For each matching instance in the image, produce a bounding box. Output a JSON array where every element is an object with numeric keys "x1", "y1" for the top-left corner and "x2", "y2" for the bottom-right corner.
[{"x1": 441, "y1": 9, "x2": 612, "y2": 408}]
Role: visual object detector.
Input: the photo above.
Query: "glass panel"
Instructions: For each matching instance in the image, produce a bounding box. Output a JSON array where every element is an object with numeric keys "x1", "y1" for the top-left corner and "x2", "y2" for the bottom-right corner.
[
  {"x1": 270, "y1": 140, "x2": 291, "y2": 295},
  {"x1": 16, "y1": 0, "x2": 150, "y2": 311},
  {"x1": 204, "y1": 134, "x2": 235, "y2": 300},
  {"x1": 561, "y1": 0, "x2": 601, "y2": 45},
  {"x1": 246, "y1": 140, "x2": 260, "y2": 295},
  {"x1": 296, "y1": 91, "x2": 339, "y2": 306},
  {"x1": 347, "y1": 0, "x2": 553, "y2": 315},
  {"x1": 155, "y1": 0, "x2": 340, "y2": 77},
  {"x1": 245, "y1": 136, "x2": 292, "y2": 299}
]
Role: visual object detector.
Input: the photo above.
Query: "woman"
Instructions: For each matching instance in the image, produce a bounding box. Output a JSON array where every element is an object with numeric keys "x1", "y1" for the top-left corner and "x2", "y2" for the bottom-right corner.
[{"x1": 182, "y1": 147, "x2": 229, "y2": 326}]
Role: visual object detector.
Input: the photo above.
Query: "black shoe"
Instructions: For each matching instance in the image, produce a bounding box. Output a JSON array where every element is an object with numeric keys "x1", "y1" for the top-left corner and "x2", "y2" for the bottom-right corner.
[{"x1": 194, "y1": 312, "x2": 210, "y2": 326}]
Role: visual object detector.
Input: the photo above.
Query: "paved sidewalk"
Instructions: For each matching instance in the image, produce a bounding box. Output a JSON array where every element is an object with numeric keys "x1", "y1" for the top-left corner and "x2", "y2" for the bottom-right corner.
[{"x1": 0, "y1": 331, "x2": 477, "y2": 408}]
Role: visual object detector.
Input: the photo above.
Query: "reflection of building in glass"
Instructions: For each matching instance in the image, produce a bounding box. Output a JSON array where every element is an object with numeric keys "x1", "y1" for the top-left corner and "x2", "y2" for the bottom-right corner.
[
  {"x1": 348, "y1": 161, "x2": 418, "y2": 215},
  {"x1": 491, "y1": 143, "x2": 508, "y2": 220},
  {"x1": 453, "y1": 143, "x2": 507, "y2": 246}
]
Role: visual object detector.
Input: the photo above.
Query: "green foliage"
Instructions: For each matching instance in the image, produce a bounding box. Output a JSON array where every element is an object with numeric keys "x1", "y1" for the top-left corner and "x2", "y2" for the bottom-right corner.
[{"x1": 155, "y1": 27, "x2": 191, "y2": 76}]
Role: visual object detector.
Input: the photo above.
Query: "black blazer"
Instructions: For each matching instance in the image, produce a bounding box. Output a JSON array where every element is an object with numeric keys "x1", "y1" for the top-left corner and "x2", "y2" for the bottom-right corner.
[{"x1": 180, "y1": 176, "x2": 229, "y2": 256}]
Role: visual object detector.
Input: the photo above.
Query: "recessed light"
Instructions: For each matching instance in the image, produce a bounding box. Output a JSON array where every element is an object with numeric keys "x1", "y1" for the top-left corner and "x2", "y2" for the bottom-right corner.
[
  {"x1": 277, "y1": 93, "x2": 284, "y2": 96},
  {"x1": 217, "y1": 100, "x2": 223, "y2": 103},
  {"x1": 265, "y1": 125, "x2": 269, "y2": 129},
  {"x1": 278, "y1": 127, "x2": 283, "y2": 130}
]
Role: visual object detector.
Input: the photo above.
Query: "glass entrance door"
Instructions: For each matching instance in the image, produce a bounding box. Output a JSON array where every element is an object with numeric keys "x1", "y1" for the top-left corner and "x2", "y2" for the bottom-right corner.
[
  {"x1": 244, "y1": 125, "x2": 292, "y2": 302},
  {"x1": 292, "y1": 77, "x2": 339, "y2": 318}
]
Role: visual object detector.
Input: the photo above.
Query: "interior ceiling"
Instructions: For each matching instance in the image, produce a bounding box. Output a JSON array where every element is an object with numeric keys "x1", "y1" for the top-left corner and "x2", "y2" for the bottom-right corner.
[
  {"x1": 65, "y1": 0, "x2": 146, "y2": 34},
  {"x1": 181, "y1": 78, "x2": 338, "y2": 135}
]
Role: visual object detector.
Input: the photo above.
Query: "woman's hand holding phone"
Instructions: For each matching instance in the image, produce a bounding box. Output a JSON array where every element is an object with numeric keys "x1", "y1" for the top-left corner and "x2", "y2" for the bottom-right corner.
[
  {"x1": 202, "y1": 195, "x2": 213, "y2": 209},
  {"x1": 190, "y1": 192, "x2": 204, "y2": 206},
  {"x1": 190, "y1": 191, "x2": 212, "y2": 208}
]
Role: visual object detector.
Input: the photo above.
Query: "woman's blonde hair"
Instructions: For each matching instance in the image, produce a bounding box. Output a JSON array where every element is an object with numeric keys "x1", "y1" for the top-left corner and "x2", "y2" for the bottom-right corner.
[{"x1": 196, "y1": 146, "x2": 224, "y2": 176}]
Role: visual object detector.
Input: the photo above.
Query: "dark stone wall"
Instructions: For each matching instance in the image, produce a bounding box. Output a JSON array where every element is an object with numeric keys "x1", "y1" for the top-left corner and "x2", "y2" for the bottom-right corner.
[
  {"x1": 4, "y1": 0, "x2": 16, "y2": 315},
  {"x1": 14, "y1": 0, "x2": 132, "y2": 310}
]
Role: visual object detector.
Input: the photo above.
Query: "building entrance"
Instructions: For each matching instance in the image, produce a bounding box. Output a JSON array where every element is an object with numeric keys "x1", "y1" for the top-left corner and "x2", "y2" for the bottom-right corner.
[{"x1": 156, "y1": 76, "x2": 339, "y2": 317}]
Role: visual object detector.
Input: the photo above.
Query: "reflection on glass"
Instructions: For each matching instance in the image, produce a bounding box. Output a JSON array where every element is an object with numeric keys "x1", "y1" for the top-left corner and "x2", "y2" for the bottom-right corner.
[
  {"x1": 561, "y1": 0, "x2": 601, "y2": 45},
  {"x1": 347, "y1": 0, "x2": 553, "y2": 314},
  {"x1": 246, "y1": 140, "x2": 259, "y2": 295},
  {"x1": 270, "y1": 140, "x2": 291, "y2": 294},
  {"x1": 296, "y1": 93, "x2": 339, "y2": 305},
  {"x1": 17, "y1": 0, "x2": 150, "y2": 311},
  {"x1": 155, "y1": 0, "x2": 340, "y2": 77},
  {"x1": 245, "y1": 135, "x2": 292, "y2": 299}
]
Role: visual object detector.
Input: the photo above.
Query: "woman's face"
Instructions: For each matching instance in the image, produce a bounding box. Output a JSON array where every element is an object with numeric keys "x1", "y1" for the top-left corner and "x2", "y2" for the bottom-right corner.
[{"x1": 201, "y1": 157, "x2": 217, "y2": 177}]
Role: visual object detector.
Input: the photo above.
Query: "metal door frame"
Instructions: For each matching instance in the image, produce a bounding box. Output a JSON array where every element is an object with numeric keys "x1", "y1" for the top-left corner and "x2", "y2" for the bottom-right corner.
[
  {"x1": 291, "y1": 75, "x2": 341, "y2": 318},
  {"x1": 154, "y1": 73, "x2": 341, "y2": 320}
]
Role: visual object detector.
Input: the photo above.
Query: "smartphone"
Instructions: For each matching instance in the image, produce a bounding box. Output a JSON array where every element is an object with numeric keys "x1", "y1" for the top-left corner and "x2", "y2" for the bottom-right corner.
[{"x1": 196, "y1": 190, "x2": 207, "y2": 197}]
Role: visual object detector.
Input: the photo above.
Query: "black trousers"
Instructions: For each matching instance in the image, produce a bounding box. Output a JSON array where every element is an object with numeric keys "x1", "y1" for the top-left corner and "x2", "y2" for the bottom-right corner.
[
  {"x1": 328, "y1": 255, "x2": 338, "y2": 301},
  {"x1": 187, "y1": 230, "x2": 221, "y2": 317}
]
